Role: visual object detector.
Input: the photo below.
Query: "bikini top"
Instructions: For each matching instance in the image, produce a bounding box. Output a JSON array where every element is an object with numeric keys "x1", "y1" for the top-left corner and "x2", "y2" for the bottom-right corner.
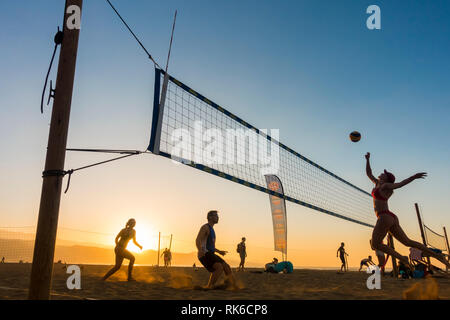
[{"x1": 372, "y1": 186, "x2": 388, "y2": 201}]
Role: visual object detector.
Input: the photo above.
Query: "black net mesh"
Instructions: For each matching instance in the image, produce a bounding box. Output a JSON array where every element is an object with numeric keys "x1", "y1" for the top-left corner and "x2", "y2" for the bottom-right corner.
[
  {"x1": 149, "y1": 69, "x2": 375, "y2": 227},
  {"x1": 423, "y1": 224, "x2": 447, "y2": 251}
]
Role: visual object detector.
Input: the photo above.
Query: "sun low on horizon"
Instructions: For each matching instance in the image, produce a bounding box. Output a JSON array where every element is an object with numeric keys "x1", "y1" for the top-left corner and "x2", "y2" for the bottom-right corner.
[{"x1": 126, "y1": 224, "x2": 160, "y2": 253}]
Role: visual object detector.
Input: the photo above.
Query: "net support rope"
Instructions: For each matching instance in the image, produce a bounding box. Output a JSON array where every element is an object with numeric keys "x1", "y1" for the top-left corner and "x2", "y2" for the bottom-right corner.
[
  {"x1": 46, "y1": 148, "x2": 148, "y2": 194},
  {"x1": 105, "y1": 0, "x2": 162, "y2": 69}
]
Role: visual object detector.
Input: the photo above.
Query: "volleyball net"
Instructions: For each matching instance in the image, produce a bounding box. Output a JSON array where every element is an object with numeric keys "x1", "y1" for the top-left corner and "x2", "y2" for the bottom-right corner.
[
  {"x1": 416, "y1": 204, "x2": 448, "y2": 252},
  {"x1": 423, "y1": 224, "x2": 448, "y2": 252},
  {"x1": 0, "y1": 227, "x2": 36, "y2": 263},
  {"x1": 148, "y1": 68, "x2": 376, "y2": 228}
]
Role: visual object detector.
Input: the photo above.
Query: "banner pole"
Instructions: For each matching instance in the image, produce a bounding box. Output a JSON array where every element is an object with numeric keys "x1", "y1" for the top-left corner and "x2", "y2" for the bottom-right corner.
[{"x1": 157, "y1": 232, "x2": 161, "y2": 267}]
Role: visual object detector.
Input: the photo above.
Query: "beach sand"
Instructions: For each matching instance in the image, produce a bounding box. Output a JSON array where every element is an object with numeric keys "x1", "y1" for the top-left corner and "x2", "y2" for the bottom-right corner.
[{"x1": 0, "y1": 263, "x2": 449, "y2": 300}]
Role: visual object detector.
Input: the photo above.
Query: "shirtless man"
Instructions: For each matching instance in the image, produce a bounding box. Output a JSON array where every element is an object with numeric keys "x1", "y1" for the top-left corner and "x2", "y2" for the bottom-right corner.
[
  {"x1": 337, "y1": 242, "x2": 349, "y2": 272},
  {"x1": 196, "y1": 210, "x2": 236, "y2": 289}
]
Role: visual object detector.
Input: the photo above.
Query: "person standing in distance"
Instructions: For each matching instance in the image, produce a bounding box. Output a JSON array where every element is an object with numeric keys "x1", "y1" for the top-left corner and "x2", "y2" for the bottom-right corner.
[{"x1": 237, "y1": 237, "x2": 247, "y2": 272}]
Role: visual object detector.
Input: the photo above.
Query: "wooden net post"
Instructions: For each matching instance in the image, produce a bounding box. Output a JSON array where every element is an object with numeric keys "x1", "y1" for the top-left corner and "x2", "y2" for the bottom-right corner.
[
  {"x1": 157, "y1": 232, "x2": 161, "y2": 267},
  {"x1": 443, "y1": 227, "x2": 450, "y2": 270},
  {"x1": 415, "y1": 203, "x2": 431, "y2": 267},
  {"x1": 28, "y1": 0, "x2": 83, "y2": 300}
]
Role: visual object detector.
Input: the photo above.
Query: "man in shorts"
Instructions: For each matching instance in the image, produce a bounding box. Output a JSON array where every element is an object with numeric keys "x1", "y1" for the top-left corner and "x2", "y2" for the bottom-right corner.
[
  {"x1": 196, "y1": 210, "x2": 237, "y2": 289},
  {"x1": 337, "y1": 242, "x2": 349, "y2": 272}
]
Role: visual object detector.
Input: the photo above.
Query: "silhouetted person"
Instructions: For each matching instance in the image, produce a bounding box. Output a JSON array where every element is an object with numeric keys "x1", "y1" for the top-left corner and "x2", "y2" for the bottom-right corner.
[
  {"x1": 196, "y1": 210, "x2": 236, "y2": 289},
  {"x1": 1, "y1": 257, "x2": 4, "y2": 263},
  {"x1": 237, "y1": 237, "x2": 247, "y2": 271},
  {"x1": 102, "y1": 218, "x2": 142, "y2": 281},
  {"x1": 337, "y1": 242, "x2": 349, "y2": 272},
  {"x1": 366, "y1": 152, "x2": 450, "y2": 268},
  {"x1": 161, "y1": 248, "x2": 171, "y2": 267},
  {"x1": 264, "y1": 258, "x2": 278, "y2": 273},
  {"x1": 167, "y1": 249, "x2": 172, "y2": 266},
  {"x1": 358, "y1": 256, "x2": 375, "y2": 272}
]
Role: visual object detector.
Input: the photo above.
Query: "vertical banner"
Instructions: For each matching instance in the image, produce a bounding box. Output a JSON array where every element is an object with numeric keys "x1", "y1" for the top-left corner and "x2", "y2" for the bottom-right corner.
[{"x1": 265, "y1": 175, "x2": 287, "y2": 258}]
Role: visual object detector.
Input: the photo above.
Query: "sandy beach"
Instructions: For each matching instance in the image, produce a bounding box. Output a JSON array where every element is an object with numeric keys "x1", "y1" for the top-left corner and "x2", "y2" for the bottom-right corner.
[{"x1": 0, "y1": 263, "x2": 449, "y2": 300}]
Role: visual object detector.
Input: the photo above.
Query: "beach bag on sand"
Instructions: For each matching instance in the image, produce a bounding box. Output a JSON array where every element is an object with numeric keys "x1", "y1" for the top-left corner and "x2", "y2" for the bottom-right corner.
[
  {"x1": 413, "y1": 263, "x2": 430, "y2": 278},
  {"x1": 273, "y1": 261, "x2": 294, "y2": 274},
  {"x1": 413, "y1": 270, "x2": 425, "y2": 278}
]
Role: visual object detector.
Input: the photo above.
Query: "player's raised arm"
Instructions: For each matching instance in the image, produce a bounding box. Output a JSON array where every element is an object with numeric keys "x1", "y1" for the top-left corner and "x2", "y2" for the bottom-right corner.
[
  {"x1": 383, "y1": 172, "x2": 427, "y2": 190},
  {"x1": 132, "y1": 230, "x2": 142, "y2": 250},
  {"x1": 365, "y1": 153, "x2": 378, "y2": 184}
]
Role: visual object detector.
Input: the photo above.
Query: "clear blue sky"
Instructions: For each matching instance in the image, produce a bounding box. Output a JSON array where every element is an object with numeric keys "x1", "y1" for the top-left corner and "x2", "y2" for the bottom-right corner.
[{"x1": 0, "y1": 1, "x2": 449, "y2": 265}]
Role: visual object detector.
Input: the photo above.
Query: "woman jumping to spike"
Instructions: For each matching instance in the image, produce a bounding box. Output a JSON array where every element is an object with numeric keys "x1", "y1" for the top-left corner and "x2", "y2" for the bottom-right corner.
[
  {"x1": 102, "y1": 218, "x2": 142, "y2": 281},
  {"x1": 365, "y1": 152, "x2": 450, "y2": 269}
]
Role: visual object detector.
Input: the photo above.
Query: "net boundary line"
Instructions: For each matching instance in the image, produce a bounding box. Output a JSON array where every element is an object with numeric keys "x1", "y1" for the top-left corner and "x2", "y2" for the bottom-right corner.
[{"x1": 148, "y1": 68, "x2": 371, "y2": 197}]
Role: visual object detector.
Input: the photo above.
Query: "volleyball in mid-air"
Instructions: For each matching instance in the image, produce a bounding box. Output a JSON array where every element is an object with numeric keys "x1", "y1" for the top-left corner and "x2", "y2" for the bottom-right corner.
[{"x1": 349, "y1": 131, "x2": 361, "y2": 142}]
